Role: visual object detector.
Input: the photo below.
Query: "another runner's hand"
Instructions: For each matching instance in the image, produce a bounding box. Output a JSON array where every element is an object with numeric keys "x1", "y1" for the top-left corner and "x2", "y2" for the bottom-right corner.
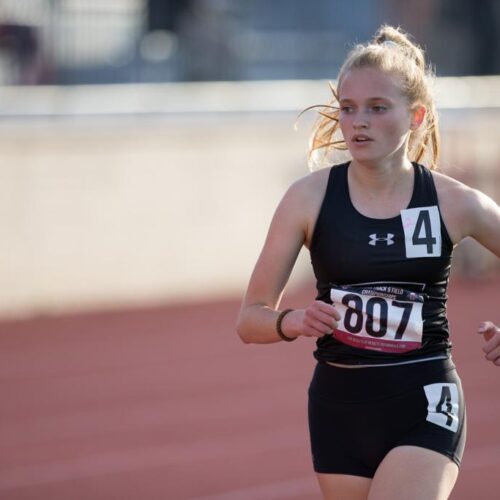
[
  {"x1": 289, "y1": 301, "x2": 340, "y2": 339},
  {"x1": 479, "y1": 321, "x2": 500, "y2": 366}
]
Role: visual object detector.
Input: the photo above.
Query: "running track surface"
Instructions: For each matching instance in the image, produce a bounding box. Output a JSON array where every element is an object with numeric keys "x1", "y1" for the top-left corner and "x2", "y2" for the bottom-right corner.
[{"x1": 0, "y1": 278, "x2": 498, "y2": 500}]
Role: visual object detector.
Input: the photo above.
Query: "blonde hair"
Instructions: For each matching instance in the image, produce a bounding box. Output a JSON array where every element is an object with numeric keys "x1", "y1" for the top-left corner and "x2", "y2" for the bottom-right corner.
[{"x1": 303, "y1": 25, "x2": 440, "y2": 169}]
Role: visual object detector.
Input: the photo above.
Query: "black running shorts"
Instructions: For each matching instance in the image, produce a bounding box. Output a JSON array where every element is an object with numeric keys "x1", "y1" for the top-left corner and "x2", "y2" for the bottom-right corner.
[{"x1": 308, "y1": 357, "x2": 466, "y2": 477}]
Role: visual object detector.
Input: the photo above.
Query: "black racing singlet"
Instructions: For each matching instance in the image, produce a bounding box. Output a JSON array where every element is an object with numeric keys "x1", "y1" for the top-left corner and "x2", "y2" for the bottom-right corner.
[{"x1": 309, "y1": 162, "x2": 454, "y2": 365}]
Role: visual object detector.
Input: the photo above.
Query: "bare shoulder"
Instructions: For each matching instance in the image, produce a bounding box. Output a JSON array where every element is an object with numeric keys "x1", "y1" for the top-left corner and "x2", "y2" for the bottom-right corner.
[
  {"x1": 432, "y1": 170, "x2": 475, "y2": 209},
  {"x1": 286, "y1": 165, "x2": 331, "y2": 199},
  {"x1": 432, "y1": 169, "x2": 494, "y2": 211},
  {"x1": 432, "y1": 169, "x2": 500, "y2": 247},
  {"x1": 279, "y1": 166, "x2": 330, "y2": 216},
  {"x1": 285, "y1": 167, "x2": 331, "y2": 247}
]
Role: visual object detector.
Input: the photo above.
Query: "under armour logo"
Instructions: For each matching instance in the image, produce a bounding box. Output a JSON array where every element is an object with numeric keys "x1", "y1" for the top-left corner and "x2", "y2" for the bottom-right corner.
[{"x1": 369, "y1": 233, "x2": 395, "y2": 246}]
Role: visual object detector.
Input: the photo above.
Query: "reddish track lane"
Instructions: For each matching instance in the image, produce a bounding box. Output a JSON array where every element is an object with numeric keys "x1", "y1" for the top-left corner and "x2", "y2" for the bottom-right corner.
[{"x1": 0, "y1": 278, "x2": 498, "y2": 499}]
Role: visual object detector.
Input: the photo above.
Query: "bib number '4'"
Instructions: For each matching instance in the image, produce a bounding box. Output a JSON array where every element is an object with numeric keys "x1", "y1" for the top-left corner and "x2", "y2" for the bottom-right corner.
[
  {"x1": 401, "y1": 206, "x2": 441, "y2": 258},
  {"x1": 424, "y1": 383, "x2": 459, "y2": 432}
]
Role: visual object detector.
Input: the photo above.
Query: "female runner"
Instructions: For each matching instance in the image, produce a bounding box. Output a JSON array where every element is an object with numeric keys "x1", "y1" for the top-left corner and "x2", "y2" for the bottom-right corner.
[{"x1": 237, "y1": 25, "x2": 500, "y2": 500}]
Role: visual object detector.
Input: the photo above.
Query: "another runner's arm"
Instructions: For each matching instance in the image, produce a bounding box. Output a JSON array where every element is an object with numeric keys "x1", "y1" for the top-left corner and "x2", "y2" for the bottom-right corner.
[{"x1": 237, "y1": 175, "x2": 340, "y2": 344}]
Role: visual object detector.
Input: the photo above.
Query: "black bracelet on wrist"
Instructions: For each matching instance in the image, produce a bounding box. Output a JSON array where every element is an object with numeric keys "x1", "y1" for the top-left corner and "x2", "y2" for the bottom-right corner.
[{"x1": 276, "y1": 308, "x2": 296, "y2": 342}]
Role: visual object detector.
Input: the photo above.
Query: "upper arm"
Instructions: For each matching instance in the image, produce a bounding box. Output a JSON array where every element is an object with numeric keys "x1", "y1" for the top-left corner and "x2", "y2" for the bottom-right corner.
[
  {"x1": 241, "y1": 178, "x2": 313, "y2": 310},
  {"x1": 466, "y1": 189, "x2": 500, "y2": 257},
  {"x1": 436, "y1": 172, "x2": 500, "y2": 257}
]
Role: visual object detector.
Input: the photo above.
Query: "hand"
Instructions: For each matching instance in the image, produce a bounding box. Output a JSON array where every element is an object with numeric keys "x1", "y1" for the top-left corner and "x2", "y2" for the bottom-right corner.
[
  {"x1": 478, "y1": 321, "x2": 500, "y2": 366},
  {"x1": 287, "y1": 301, "x2": 340, "y2": 339}
]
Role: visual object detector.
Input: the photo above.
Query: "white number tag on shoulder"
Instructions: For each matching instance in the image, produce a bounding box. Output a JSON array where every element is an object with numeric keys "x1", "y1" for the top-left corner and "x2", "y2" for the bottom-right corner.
[{"x1": 401, "y1": 206, "x2": 441, "y2": 258}]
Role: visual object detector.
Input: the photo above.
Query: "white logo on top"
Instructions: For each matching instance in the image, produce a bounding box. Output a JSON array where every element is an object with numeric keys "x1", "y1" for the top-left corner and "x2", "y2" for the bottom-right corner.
[{"x1": 369, "y1": 233, "x2": 395, "y2": 246}]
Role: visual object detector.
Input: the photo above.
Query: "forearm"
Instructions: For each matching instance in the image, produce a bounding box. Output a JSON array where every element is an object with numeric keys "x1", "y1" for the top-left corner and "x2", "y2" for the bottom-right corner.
[{"x1": 237, "y1": 304, "x2": 299, "y2": 344}]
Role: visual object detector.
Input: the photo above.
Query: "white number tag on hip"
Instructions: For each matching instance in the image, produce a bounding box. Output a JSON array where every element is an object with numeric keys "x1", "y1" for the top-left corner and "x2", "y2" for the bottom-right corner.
[
  {"x1": 424, "y1": 383, "x2": 459, "y2": 432},
  {"x1": 401, "y1": 206, "x2": 441, "y2": 258},
  {"x1": 330, "y1": 287, "x2": 423, "y2": 353}
]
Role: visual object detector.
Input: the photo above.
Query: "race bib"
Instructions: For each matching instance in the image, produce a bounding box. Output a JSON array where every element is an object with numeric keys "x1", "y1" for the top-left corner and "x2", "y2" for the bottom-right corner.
[
  {"x1": 424, "y1": 383, "x2": 459, "y2": 432},
  {"x1": 401, "y1": 206, "x2": 441, "y2": 258},
  {"x1": 330, "y1": 285, "x2": 424, "y2": 353}
]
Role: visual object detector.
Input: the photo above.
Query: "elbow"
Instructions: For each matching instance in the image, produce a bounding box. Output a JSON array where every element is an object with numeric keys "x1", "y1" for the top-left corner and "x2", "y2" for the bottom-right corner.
[
  {"x1": 236, "y1": 315, "x2": 252, "y2": 344},
  {"x1": 238, "y1": 333, "x2": 252, "y2": 344}
]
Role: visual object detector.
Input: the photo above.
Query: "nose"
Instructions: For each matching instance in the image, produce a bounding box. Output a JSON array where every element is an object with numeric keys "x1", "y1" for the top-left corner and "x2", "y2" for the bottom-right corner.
[{"x1": 352, "y1": 111, "x2": 369, "y2": 129}]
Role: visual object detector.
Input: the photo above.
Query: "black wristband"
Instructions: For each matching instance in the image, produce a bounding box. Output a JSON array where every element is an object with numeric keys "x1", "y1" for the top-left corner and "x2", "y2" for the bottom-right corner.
[{"x1": 276, "y1": 308, "x2": 296, "y2": 342}]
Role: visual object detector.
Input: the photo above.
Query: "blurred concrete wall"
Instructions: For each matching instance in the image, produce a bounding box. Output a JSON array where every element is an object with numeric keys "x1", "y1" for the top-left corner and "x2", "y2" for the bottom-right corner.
[
  {"x1": 0, "y1": 80, "x2": 499, "y2": 318},
  {"x1": 0, "y1": 113, "x2": 313, "y2": 316}
]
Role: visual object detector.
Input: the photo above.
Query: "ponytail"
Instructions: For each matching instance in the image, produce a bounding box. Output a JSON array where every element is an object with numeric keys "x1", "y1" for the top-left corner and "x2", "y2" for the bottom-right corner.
[{"x1": 304, "y1": 25, "x2": 440, "y2": 170}]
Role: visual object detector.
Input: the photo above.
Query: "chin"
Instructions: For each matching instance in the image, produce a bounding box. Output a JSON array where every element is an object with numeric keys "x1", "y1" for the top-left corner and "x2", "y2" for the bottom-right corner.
[
  {"x1": 351, "y1": 147, "x2": 404, "y2": 165},
  {"x1": 350, "y1": 152, "x2": 381, "y2": 164}
]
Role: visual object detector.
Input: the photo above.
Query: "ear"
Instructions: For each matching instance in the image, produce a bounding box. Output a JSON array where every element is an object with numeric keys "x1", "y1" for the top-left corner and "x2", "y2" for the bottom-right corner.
[{"x1": 410, "y1": 104, "x2": 426, "y2": 130}]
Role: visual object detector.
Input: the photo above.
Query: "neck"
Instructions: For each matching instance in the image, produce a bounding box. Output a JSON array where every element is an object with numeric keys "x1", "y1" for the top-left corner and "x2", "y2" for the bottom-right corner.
[{"x1": 349, "y1": 157, "x2": 413, "y2": 196}]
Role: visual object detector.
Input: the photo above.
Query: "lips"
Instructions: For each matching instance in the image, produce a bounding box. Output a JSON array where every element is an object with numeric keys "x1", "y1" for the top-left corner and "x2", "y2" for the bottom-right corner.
[{"x1": 352, "y1": 134, "x2": 373, "y2": 143}]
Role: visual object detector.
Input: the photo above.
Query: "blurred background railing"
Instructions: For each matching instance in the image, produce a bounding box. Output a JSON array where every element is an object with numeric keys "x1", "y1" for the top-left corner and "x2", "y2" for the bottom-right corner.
[
  {"x1": 1, "y1": 0, "x2": 499, "y2": 85},
  {"x1": 0, "y1": 0, "x2": 499, "y2": 318}
]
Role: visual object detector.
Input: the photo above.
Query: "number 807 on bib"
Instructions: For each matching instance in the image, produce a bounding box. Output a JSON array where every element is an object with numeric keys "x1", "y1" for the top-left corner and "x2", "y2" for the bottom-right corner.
[{"x1": 330, "y1": 286, "x2": 424, "y2": 354}]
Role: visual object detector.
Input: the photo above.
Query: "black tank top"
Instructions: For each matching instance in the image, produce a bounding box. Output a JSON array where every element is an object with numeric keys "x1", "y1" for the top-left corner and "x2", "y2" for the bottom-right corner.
[{"x1": 309, "y1": 162, "x2": 454, "y2": 365}]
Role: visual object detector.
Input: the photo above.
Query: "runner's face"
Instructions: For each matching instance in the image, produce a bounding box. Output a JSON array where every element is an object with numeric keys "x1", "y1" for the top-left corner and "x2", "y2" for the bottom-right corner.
[{"x1": 338, "y1": 67, "x2": 414, "y2": 164}]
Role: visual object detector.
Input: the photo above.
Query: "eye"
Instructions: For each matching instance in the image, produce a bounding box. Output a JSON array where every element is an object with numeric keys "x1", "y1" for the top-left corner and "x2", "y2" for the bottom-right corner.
[
  {"x1": 340, "y1": 106, "x2": 353, "y2": 114},
  {"x1": 372, "y1": 105, "x2": 387, "y2": 112}
]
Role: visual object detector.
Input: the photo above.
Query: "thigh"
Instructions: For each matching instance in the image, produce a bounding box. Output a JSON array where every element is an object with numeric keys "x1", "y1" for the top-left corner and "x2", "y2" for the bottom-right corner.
[
  {"x1": 316, "y1": 473, "x2": 371, "y2": 500},
  {"x1": 368, "y1": 446, "x2": 459, "y2": 500}
]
